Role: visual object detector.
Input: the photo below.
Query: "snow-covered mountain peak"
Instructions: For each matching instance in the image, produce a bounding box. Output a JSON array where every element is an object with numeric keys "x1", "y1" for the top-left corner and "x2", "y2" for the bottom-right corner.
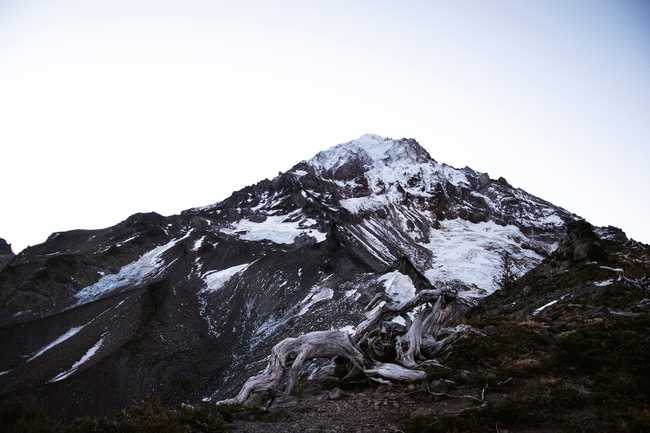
[
  {"x1": 307, "y1": 134, "x2": 434, "y2": 176},
  {"x1": 308, "y1": 134, "x2": 392, "y2": 172},
  {"x1": 301, "y1": 134, "x2": 470, "y2": 208}
]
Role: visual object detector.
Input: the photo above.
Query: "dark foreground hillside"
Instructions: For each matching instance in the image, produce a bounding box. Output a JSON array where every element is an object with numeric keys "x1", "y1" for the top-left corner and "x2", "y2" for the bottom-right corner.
[{"x1": 4, "y1": 221, "x2": 649, "y2": 433}]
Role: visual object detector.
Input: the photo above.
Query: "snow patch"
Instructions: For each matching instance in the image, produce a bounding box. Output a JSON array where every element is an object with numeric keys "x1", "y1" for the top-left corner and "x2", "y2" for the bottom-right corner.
[
  {"x1": 533, "y1": 294, "x2": 569, "y2": 315},
  {"x1": 533, "y1": 299, "x2": 559, "y2": 315},
  {"x1": 222, "y1": 214, "x2": 326, "y2": 244},
  {"x1": 75, "y1": 231, "x2": 191, "y2": 303},
  {"x1": 538, "y1": 213, "x2": 564, "y2": 226},
  {"x1": 600, "y1": 266, "x2": 624, "y2": 273},
  {"x1": 49, "y1": 336, "x2": 105, "y2": 383},
  {"x1": 420, "y1": 219, "x2": 544, "y2": 295},
  {"x1": 202, "y1": 263, "x2": 252, "y2": 293},
  {"x1": 28, "y1": 326, "x2": 84, "y2": 362},
  {"x1": 344, "y1": 288, "x2": 360, "y2": 301},
  {"x1": 378, "y1": 271, "x2": 416, "y2": 305},
  {"x1": 298, "y1": 286, "x2": 334, "y2": 316},
  {"x1": 192, "y1": 236, "x2": 206, "y2": 251},
  {"x1": 115, "y1": 234, "x2": 138, "y2": 247},
  {"x1": 339, "y1": 196, "x2": 388, "y2": 214},
  {"x1": 594, "y1": 279, "x2": 614, "y2": 287}
]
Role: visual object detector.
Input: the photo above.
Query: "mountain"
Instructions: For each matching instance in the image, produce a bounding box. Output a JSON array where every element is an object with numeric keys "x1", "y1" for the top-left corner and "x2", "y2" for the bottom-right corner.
[
  {"x1": 0, "y1": 238, "x2": 13, "y2": 271},
  {"x1": 0, "y1": 134, "x2": 594, "y2": 418}
]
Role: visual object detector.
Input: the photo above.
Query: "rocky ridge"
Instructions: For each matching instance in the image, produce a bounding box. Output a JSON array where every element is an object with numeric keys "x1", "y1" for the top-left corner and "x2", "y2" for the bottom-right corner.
[{"x1": 0, "y1": 238, "x2": 14, "y2": 271}]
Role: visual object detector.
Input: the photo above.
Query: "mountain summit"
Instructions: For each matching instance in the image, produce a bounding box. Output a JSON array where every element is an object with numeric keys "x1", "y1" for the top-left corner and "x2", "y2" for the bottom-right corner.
[
  {"x1": 308, "y1": 133, "x2": 434, "y2": 175},
  {"x1": 0, "y1": 135, "x2": 593, "y2": 417}
]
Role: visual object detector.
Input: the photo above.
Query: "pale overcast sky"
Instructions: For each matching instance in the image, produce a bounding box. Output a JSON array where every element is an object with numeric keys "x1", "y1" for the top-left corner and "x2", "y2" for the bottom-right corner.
[{"x1": 1, "y1": 0, "x2": 648, "y2": 252}]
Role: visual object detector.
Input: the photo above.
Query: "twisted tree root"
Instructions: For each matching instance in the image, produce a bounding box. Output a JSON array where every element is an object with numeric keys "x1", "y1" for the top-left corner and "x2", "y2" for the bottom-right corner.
[{"x1": 217, "y1": 287, "x2": 474, "y2": 407}]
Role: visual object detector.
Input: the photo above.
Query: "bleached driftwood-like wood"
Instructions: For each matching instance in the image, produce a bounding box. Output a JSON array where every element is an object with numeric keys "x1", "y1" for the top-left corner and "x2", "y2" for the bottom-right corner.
[
  {"x1": 353, "y1": 289, "x2": 443, "y2": 343},
  {"x1": 216, "y1": 331, "x2": 364, "y2": 406},
  {"x1": 365, "y1": 362, "x2": 427, "y2": 382},
  {"x1": 216, "y1": 286, "x2": 472, "y2": 407}
]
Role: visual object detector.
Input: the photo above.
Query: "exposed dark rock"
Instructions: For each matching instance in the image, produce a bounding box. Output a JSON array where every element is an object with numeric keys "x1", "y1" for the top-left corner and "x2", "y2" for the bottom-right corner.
[{"x1": 0, "y1": 237, "x2": 13, "y2": 271}]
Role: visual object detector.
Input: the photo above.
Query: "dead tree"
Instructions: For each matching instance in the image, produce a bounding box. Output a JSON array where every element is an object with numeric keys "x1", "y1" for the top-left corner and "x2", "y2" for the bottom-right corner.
[{"x1": 216, "y1": 287, "x2": 472, "y2": 407}]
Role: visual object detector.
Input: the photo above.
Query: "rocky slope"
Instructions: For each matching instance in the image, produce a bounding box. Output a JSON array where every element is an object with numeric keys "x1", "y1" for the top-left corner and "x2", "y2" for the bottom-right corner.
[
  {"x1": 0, "y1": 238, "x2": 14, "y2": 271},
  {"x1": 3, "y1": 220, "x2": 648, "y2": 433},
  {"x1": 0, "y1": 134, "x2": 595, "y2": 419}
]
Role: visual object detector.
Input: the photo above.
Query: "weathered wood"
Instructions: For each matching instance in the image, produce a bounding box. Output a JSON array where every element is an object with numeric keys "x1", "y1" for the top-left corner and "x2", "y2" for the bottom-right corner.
[
  {"x1": 353, "y1": 289, "x2": 443, "y2": 343},
  {"x1": 365, "y1": 362, "x2": 426, "y2": 382},
  {"x1": 217, "y1": 331, "x2": 364, "y2": 406},
  {"x1": 216, "y1": 287, "x2": 471, "y2": 407}
]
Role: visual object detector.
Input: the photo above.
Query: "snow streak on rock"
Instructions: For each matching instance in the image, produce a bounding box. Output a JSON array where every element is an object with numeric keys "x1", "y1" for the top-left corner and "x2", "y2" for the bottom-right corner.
[
  {"x1": 74, "y1": 231, "x2": 192, "y2": 304},
  {"x1": 28, "y1": 326, "x2": 85, "y2": 362},
  {"x1": 49, "y1": 335, "x2": 105, "y2": 383}
]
